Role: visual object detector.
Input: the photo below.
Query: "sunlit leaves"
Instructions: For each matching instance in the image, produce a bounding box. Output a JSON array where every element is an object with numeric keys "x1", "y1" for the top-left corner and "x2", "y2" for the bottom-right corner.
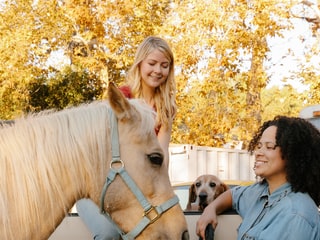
[
  {"x1": 0, "y1": 0, "x2": 319, "y2": 148},
  {"x1": 166, "y1": 0, "x2": 295, "y2": 147}
]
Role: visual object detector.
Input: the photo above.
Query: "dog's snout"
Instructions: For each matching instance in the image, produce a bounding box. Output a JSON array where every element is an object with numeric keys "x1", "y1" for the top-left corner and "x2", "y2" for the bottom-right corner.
[{"x1": 199, "y1": 192, "x2": 208, "y2": 200}]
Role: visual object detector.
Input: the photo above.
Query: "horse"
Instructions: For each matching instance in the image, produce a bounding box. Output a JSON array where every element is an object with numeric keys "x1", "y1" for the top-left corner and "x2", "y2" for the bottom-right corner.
[{"x1": 0, "y1": 83, "x2": 189, "y2": 240}]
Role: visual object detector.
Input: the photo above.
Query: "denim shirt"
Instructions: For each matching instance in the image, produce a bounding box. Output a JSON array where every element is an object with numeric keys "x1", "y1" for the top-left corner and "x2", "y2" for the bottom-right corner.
[{"x1": 232, "y1": 181, "x2": 320, "y2": 240}]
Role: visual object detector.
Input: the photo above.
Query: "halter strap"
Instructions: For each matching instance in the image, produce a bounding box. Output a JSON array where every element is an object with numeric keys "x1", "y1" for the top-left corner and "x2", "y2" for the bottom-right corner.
[{"x1": 99, "y1": 109, "x2": 179, "y2": 239}]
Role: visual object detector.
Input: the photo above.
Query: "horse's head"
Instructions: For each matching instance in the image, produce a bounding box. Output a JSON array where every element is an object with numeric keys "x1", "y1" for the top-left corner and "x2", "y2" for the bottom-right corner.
[{"x1": 101, "y1": 82, "x2": 189, "y2": 239}]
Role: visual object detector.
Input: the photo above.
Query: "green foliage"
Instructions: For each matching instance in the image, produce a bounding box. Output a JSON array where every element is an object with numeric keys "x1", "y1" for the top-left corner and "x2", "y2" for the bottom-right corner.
[{"x1": 28, "y1": 66, "x2": 105, "y2": 111}]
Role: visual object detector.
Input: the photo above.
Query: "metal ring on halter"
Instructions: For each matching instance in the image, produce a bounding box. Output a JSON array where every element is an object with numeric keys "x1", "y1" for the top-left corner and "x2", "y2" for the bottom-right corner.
[{"x1": 110, "y1": 159, "x2": 124, "y2": 170}]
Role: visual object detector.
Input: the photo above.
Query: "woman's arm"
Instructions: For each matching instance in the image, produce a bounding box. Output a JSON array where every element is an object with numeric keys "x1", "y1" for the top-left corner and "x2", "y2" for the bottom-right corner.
[{"x1": 196, "y1": 190, "x2": 233, "y2": 239}]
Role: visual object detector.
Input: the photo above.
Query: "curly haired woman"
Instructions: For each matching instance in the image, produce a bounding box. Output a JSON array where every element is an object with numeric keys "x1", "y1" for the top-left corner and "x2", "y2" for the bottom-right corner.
[{"x1": 197, "y1": 116, "x2": 320, "y2": 240}]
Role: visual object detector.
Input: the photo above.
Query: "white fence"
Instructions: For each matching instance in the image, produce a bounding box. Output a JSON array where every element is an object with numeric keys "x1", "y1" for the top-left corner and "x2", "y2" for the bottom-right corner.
[{"x1": 168, "y1": 144, "x2": 256, "y2": 184}]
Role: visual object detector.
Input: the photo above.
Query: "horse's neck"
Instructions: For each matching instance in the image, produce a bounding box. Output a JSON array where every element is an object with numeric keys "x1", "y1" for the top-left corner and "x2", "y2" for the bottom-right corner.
[{"x1": 0, "y1": 105, "x2": 111, "y2": 240}]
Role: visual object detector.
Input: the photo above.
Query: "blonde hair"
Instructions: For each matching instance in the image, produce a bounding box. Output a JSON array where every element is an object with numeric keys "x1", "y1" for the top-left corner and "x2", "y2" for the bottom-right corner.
[{"x1": 126, "y1": 36, "x2": 177, "y2": 129}]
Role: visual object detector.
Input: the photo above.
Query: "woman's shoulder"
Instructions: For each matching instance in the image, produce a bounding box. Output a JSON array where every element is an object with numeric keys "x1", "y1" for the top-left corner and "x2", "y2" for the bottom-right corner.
[
  {"x1": 271, "y1": 190, "x2": 319, "y2": 229},
  {"x1": 231, "y1": 181, "x2": 267, "y2": 202},
  {"x1": 287, "y1": 192, "x2": 319, "y2": 214},
  {"x1": 232, "y1": 181, "x2": 266, "y2": 193}
]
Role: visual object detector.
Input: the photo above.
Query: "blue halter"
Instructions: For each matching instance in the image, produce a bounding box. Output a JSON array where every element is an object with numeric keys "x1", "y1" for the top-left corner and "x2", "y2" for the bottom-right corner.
[{"x1": 100, "y1": 109, "x2": 179, "y2": 240}]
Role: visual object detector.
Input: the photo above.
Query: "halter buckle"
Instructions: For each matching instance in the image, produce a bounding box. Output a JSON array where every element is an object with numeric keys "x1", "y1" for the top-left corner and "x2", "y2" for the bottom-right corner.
[{"x1": 143, "y1": 206, "x2": 160, "y2": 224}]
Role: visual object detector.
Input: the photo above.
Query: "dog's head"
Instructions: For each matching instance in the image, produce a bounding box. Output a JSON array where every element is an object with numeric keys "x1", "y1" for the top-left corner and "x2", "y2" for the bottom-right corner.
[{"x1": 186, "y1": 174, "x2": 229, "y2": 211}]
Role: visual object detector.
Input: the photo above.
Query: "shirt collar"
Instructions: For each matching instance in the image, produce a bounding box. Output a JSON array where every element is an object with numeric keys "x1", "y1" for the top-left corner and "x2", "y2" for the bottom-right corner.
[{"x1": 260, "y1": 181, "x2": 292, "y2": 207}]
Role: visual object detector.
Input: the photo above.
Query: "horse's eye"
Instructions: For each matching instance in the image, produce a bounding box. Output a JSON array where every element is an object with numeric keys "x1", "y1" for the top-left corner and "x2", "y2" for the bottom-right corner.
[
  {"x1": 147, "y1": 153, "x2": 163, "y2": 166},
  {"x1": 210, "y1": 182, "x2": 216, "y2": 188}
]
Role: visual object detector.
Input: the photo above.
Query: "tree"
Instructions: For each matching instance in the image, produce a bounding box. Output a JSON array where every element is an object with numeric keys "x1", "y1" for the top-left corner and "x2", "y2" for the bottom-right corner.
[
  {"x1": 0, "y1": 0, "x2": 76, "y2": 118},
  {"x1": 290, "y1": 0, "x2": 320, "y2": 106},
  {"x1": 162, "y1": 0, "x2": 293, "y2": 147},
  {"x1": 0, "y1": 0, "x2": 173, "y2": 118},
  {"x1": 28, "y1": 66, "x2": 104, "y2": 111},
  {"x1": 0, "y1": 0, "x2": 319, "y2": 148},
  {"x1": 261, "y1": 85, "x2": 303, "y2": 122}
]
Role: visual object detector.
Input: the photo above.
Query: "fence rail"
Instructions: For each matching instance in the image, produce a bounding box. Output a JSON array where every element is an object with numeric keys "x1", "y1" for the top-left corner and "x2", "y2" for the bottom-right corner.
[{"x1": 168, "y1": 144, "x2": 256, "y2": 183}]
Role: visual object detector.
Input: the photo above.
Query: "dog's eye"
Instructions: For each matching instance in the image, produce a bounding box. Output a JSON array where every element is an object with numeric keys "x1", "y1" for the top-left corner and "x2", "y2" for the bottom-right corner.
[
  {"x1": 209, "y1": 182, "x2": 216, "y2": 188},
  {"x1": 195, "y1": 182, "x2": 201, "y2": 187},
  {"x1": 147, "y1": 153, "x2": 163, "y2": 166}
]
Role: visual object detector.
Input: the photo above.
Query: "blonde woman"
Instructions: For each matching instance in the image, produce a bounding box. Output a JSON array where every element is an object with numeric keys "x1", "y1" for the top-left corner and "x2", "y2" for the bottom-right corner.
[
  {"x1": 76, "y1": 36, "x2": 177, "y2": 240},
  {"x1": 119, "y1": 36, "x2": 176, "y2": 168}
]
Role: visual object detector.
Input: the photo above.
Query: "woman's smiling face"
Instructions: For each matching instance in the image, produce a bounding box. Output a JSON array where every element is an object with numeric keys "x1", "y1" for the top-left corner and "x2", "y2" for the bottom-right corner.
[
  {"x1": 254, "y1": 126, "x2": 287, "y2": 183},
  {"x1": 140, "y1": 49, "x2": 170, "y2": 89}
]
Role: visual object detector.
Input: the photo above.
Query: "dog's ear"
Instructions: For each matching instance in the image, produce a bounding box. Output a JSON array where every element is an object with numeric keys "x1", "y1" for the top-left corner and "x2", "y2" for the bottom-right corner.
[
  {"x1": 222, "y1": 182, "x2": 229, "y2": 192},
  {"x1": 189, "y1": 183, "x2": 197, "y2": 203},
  {"x1": 186, "y1": 184, "x2": 197, "y2": 210},
  {"x1": 214, "y1": 183, "x2": 229, "y2": 199}
]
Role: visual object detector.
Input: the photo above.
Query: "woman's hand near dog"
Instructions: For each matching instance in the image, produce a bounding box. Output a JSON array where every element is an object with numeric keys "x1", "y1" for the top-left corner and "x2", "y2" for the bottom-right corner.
[{"x1": 196, "y1": 189, "x2": 233, "y2": 239}]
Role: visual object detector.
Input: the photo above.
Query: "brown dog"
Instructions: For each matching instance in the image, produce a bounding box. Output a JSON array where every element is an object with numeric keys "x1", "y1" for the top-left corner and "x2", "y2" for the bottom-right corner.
[{"x1": 186, "y1": 174, "x2": 229, "y2": 211}]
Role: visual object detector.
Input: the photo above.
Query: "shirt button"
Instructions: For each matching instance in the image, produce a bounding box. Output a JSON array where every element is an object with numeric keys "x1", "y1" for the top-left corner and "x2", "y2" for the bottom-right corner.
[{"x1": 243, "y1": 233, "x2": 254, "y2": 239}]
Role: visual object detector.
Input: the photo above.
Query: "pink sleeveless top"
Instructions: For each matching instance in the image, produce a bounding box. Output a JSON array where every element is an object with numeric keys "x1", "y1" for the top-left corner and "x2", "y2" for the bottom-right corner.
[{"x1": 119, "y1": 85, "x2": 160, "y2": 135}]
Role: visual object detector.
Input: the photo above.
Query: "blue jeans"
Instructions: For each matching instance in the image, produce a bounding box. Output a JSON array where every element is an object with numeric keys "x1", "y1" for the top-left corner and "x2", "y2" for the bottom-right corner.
[{"x1": 76, "y1": 199, "x2": 120, "y2": 240}]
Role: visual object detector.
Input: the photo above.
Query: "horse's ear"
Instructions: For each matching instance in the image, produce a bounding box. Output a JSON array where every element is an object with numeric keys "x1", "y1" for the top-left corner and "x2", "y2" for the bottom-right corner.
[{"x1": 108, "y1": 82, "x2": 132, "y2": 121}]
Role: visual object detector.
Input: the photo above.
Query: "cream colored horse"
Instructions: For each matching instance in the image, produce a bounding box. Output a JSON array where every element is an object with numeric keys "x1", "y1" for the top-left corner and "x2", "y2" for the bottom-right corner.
[{"x1": 0, "y1": 83, "x2": 189, "y2": 240}]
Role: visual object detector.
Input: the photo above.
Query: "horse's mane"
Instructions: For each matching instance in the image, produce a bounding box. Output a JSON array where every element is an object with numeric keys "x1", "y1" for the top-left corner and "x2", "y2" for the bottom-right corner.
[{"x1": 0, "y1": 99, "x2": 156, "y2": 239}]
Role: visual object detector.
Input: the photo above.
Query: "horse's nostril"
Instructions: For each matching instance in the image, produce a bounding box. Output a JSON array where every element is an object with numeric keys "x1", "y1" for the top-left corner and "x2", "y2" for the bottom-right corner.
[{"x1": 182, "y1": 230, "x2": 190, "y2": 240}]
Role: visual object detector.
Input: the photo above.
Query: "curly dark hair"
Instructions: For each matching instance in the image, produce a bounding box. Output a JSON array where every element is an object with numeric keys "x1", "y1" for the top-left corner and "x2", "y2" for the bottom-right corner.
[{"x1": 248, "y1": 115, "x2": 320, "y2": 206}]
